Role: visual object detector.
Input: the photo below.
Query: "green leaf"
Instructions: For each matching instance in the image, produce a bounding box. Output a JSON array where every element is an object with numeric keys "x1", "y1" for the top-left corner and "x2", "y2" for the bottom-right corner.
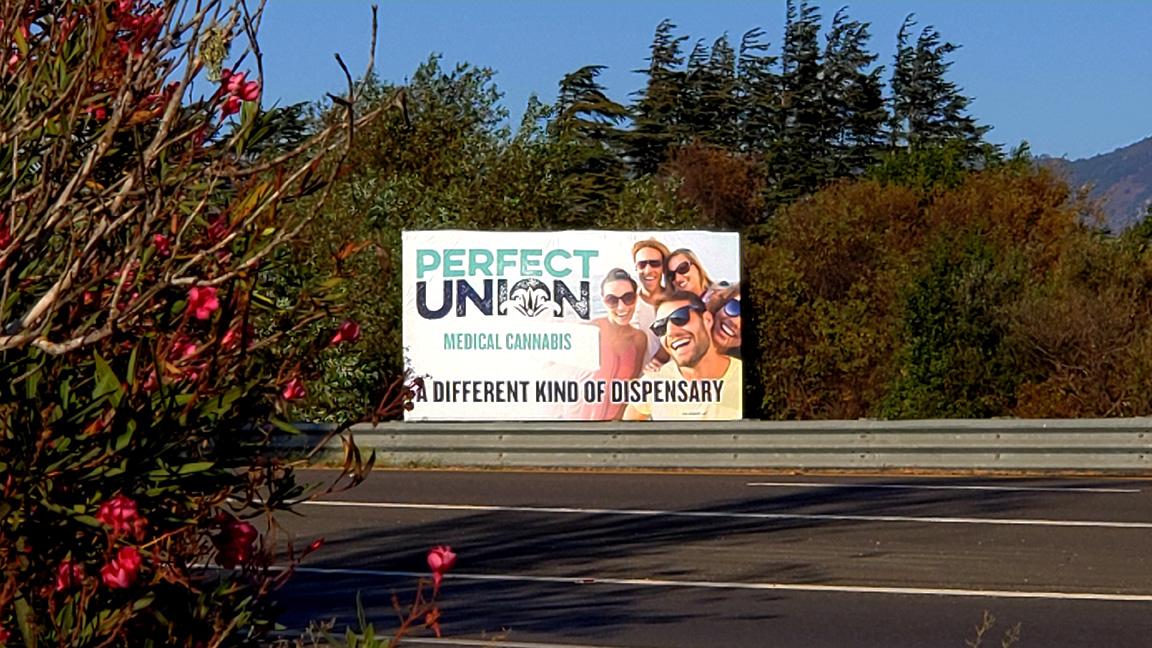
[
  {"x1": 175, "y1": 461, "x2": 214, "y2": 475},
  {"x1": 113, "y1": 422, "x2": 134, "y2": 451},
  {"x1": 269, "y1": 417, "x2": 300, "y2": 434},
  {"x1": 126, "y1": 346, "x2": 139, "y2": 387},
  {"x1": 74, "y1": 514, "x2": 102, "y2": 528},
  {"x1": 93, "y1": 352, "x2": 123, "y2": 406}
]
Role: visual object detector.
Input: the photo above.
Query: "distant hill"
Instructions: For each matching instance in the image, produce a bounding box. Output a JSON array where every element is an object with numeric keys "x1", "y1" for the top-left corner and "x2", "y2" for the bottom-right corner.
[{"x1": 1040, "y1": 136, "x2": 1152, "y2": 232}]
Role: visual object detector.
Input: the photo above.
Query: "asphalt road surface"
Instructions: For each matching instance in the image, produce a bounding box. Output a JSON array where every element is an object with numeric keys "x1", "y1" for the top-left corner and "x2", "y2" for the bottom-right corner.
[{"x1": 272, "y1": 469, "x2": 1152, "y2": 647}]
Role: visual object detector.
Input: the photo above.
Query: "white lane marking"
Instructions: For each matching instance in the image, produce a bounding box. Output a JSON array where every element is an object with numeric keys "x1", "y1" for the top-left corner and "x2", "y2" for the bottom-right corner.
[
  {"x1": 288, "y1": 566, "x2": 1152, "y2": 603},
  {"x1": 357, "y1": 638, "x2": 624, "y2": 648},
  {"x1": 297, "y1": 500, "x2": 1152, "y2": 529},
  {"x1": 746, "y1": 481, "x2": 1141, "y2": 494}
]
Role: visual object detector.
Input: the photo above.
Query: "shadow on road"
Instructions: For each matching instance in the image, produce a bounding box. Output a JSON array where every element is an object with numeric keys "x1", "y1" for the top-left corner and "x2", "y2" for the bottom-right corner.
[{"x1": 269, "y1": 474, "x2": 1146, "y2": 643}]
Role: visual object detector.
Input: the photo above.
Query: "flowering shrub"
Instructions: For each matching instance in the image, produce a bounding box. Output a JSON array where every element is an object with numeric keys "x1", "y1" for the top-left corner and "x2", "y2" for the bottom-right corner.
[{"x1": 0, "y1": 1, "x2": 407, "y2": 645}]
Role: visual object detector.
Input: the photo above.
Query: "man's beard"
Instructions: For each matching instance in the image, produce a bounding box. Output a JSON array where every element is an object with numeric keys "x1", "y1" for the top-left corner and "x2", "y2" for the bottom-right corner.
[{"x1": 676, "y1": 334, "x2": 710, "y2": 369}]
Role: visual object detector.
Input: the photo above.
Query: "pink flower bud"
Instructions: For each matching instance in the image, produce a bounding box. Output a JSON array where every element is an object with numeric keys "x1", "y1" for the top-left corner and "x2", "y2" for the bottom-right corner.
[
  {"x1": 224, "y1": 70, "x2": 247, "y2": 94},
  {"x1": 281, "y1": 377, "x2": 306, "y2": 402},
  {"x1": 329, "y1": 319, "x2": 361, "y2": 346},
  {"x1": 84, "y1": 103, "x2": 108, "y2": 121},
  {"x1": 100, "y1": 546, "x2": 142, "y2": 589},
  {"x1": 427, "y1": 545, "x2": 457, "y2": 591},
  {"x1": 213, "y1": 517, "x2": 259, "y2": 569},
  {"x1": 238, "y1": 80, "x2": 260, "y2": 102},
  {"x1": 220, "y1": 95, "x2": 241, "y2": 117},
  {"x1": 97, "y1": 494, "x2": 145, "y2": 537},
  {"x1": 187, "y1": 286, "x2": 220, "y2": 320},
  {"x1": 54, "y1": 559, "x2": 84, "y2": 592},
  {"x1": 152, "y1": 233, "x2": 170, "y2": 257}
]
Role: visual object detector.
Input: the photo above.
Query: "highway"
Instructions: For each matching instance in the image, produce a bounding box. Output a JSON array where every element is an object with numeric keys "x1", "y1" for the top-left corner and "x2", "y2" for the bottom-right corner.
[{"x1": 273, "y1": 469, "x2": 1152, "y2": 647}]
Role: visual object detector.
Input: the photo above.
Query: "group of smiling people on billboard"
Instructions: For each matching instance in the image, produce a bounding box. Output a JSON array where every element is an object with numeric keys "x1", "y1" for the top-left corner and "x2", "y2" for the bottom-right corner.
[{"x1": 578, "y1": 238, "x2": 742, "y2": 421}]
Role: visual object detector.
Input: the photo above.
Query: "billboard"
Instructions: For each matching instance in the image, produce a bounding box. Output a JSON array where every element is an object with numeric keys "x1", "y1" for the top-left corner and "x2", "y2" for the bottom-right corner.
[{"x1": 403, "y1": 230, "x2": 741, "y2": 421}]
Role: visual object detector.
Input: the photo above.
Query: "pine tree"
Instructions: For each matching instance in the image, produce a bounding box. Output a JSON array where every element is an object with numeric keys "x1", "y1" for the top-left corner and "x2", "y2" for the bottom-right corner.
[
  {"x1": 681, "y1": 35, "x2": 740, "y2": 148},
  {"x1": 550, "y1": 65, "x2": 630, "y2": 221},
  {"x1": 820, "y1": 8, "x2": 886, "y2": 176},
  {"x1": 735, "y1": 27, "x2": 780, "y2": 155},
  {"x1": 627, "y1": 19, "x2": 689, "y2": 175},
  {"x1": 888, "y1": 15, "x2": 991, "y2": 158},
  {"x1": 773, "y1": 0, "x2": 826, "y2": 198}
]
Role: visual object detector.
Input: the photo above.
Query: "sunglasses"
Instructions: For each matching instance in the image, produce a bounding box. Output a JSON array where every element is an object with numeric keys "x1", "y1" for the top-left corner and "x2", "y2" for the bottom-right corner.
[
  {"x1": 603, "y1": 292, "x2": 637, "y2": 308},
  {"x1": 668, "y1": 260, "x2": 693, "y2": 276},
  {"x1": 635, "y1": 259, "x2": 663, "y2": 270},
  {"x1": 650, "y1": 305, "x2": 703, "y2": 337},
  {"x1": 722, "y1": 298, "x2": 741, "y2": 318}
]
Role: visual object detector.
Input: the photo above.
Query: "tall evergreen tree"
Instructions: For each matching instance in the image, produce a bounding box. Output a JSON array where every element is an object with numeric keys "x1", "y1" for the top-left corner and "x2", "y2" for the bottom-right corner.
[
  {"x1": 550, "y1": 65, "x2": 630, "y2": 221},
  {"x1": 820, "y1": 8, "x2": 887, "y2": 176},
  {"x1": 888, "y1": 16, "x2": 991, "y2": 157},
  {"x1": 773, "y1": 0, "x2": 827, "y2": 198},
  {"x1": 627, "y1": 19, "x2": 689, "y2": 175},
  {"x1": 735, "y1": 27, "x2": 780, "y2": 155},
  {"x1": 681, "y1": 35, "x2": 740, "y2": 148}
]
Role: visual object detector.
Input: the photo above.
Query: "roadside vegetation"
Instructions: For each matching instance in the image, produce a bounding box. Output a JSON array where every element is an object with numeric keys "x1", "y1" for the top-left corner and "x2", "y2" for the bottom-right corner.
[
  {"x1": 3, "y1": 0, "x2": 1148, "y2": 645},
  {"x1": 285, "y1": 0, "x2": 1152, "y2": 422}
]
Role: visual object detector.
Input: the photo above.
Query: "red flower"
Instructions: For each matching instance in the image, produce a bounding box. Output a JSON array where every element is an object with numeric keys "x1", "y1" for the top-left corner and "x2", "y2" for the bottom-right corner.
[
  {"x1": 222, "y1": 69, "x2": 248, "y2": 95},
  {"x1": 206, "y1": 216, "x2": 229, "y2": 242},
  {"x1": 83, "y1": 103, "x2": 108, "y2": 121},
  {"x1": 55, "y1": 559, "x2": 84, "y2": 592},
  {"x1": 236, "y1": 79, "x2": 260, "y2": 102},
  {"x1": 281, "y1": 377, "x2": 306, "y2": 401},
  {"x1": 152, "y1": 233, "x2": 170, "y2": 256},
  {"x1": 169, "y1": 336, "x2": 198, "y2": 360},
  {"x1": 220, "y1": 327, "x2": 240, "y2": 350},
  {"x1": 427, "y1": 545, "x2": 457, "y2": 591},
  {"x1": 213, "y1": 516, "x2": 259, "y2": 569},
  {"x1": 97, "y1": 495, "x2": 146, "y2": 538},
  {"x1": 100, "y1": 546, "x2": 142, "y2": 589},
  {"x1": 187, "y1": 286, "x2": 219, "y2": 320},
  {"x1": 220, "y1": 95, "x2": 241, "y2": 117},
  {"x1": 217, "y1": 69, "x2": 260, "y2": 116},
  {"x1": 141, "y1": 370, "x2": 159, "y2": 393},
  {"x1": 219, "y1": 68, "x2": 237, "y2": 89},
  {"x1": 329, "y1": 319, "x2": 361, "y2": 346}
]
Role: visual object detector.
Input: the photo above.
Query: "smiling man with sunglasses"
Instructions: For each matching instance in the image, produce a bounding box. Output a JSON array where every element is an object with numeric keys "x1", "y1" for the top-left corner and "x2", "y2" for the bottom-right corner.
[
  {"x1": 630, "y1": 238, "x2": 672, "y2": 365},
  {"x1": 623, "y1": 290, "x2": 743, "y2": 420}
]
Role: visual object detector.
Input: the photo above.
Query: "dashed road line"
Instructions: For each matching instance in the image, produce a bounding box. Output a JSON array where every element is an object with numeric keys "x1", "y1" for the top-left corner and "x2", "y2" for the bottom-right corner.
[
  {"x1": 287, "y1": 566, "x2": 1152, "y2": 603},
  {"x1": 297, "y1": 499, "x2": 1152, "y2": 529}
]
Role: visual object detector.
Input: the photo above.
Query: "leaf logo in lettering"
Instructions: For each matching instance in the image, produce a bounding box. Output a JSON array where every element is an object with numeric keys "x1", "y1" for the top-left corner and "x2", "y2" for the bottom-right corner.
[{"x1": 502, "y1": 279, "x2": 558, "y2": 317}]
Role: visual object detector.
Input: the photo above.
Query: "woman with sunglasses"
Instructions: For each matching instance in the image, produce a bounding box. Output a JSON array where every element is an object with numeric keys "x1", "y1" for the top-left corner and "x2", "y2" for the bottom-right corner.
[
  {"x1": 630, "y1": 238, "x2": 672, "y2": 365},
  {"x1": 665, "y1": 248, "x2": 715, "y2": 299},
  {"x1": 706, "y1": 282, "x2": 741, "y2": 359},
  {"x1": 571, "y1": 268, "x2": 648, "y2": 420}
]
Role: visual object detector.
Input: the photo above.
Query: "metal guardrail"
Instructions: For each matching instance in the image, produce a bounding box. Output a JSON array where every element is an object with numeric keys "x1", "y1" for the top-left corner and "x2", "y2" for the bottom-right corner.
[{"x1": 280, "y1": 419, "x2": 1152, "y2": 471}]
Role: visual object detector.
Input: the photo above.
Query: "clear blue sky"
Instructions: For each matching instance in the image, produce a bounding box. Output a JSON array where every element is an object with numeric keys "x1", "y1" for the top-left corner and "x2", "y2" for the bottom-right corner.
[{"x1": 259, "y1": 1, "x2": 1151, "y2": 160}]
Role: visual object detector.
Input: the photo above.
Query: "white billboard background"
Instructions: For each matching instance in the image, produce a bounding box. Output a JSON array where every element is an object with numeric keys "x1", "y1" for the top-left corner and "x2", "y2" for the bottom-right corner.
[{"x1": 403, "y1": 230, "x2": 740, "y2": 420}]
